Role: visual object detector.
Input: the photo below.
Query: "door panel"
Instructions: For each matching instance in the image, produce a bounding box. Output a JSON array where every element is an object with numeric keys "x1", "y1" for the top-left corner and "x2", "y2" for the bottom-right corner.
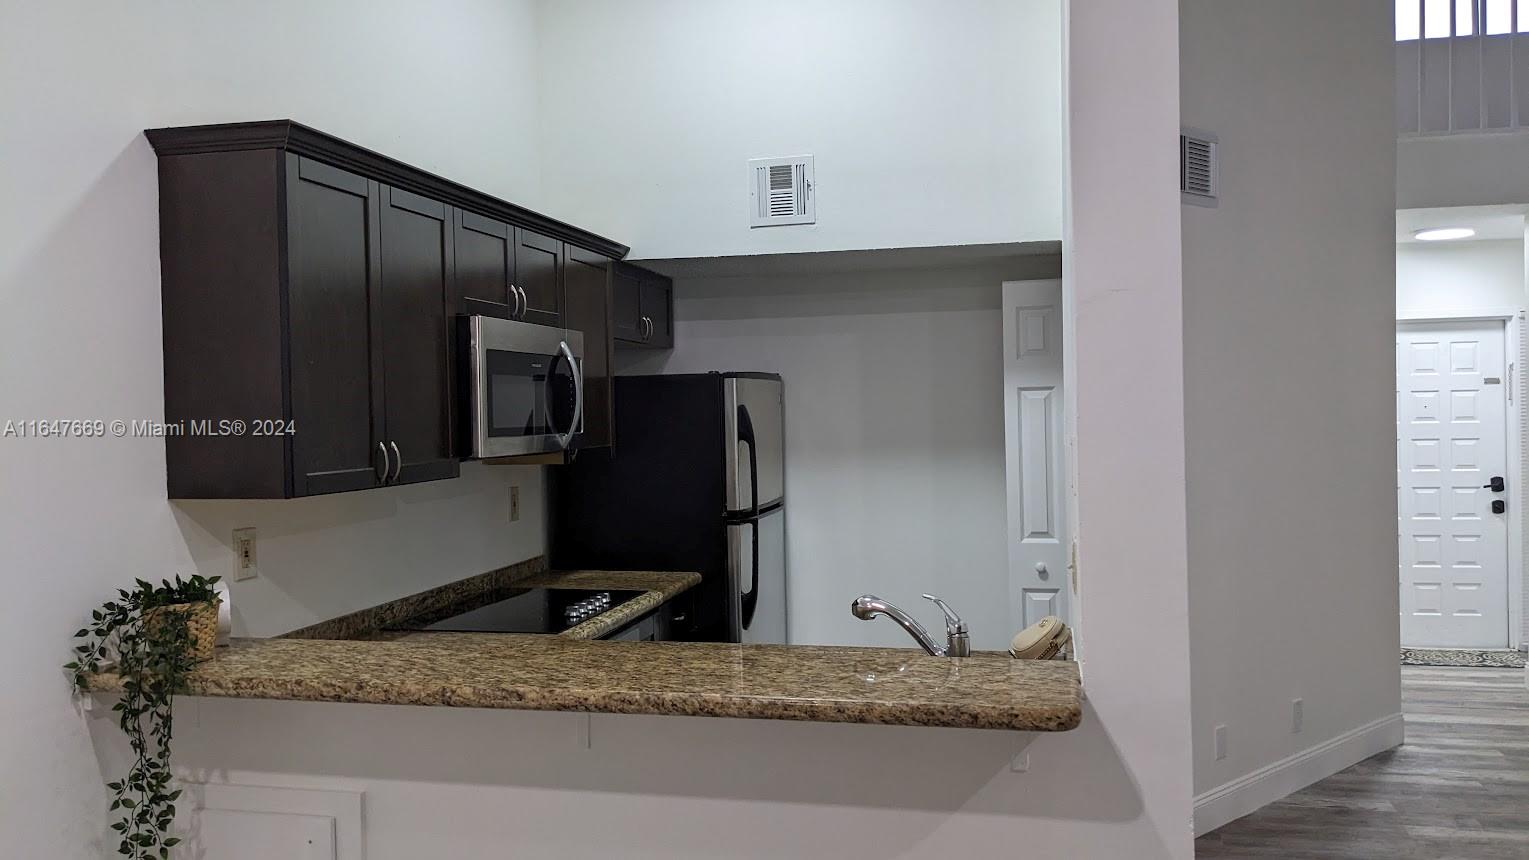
[
  {"x1": 729, "y1": 507, "x2": 787, "y2": 644},
  {"x1": 1398, "y1": 320, "x2": 1509, "y2": 648},
  {"x1": 454, "y1": 210, "x2": 514, "y2": 318},
  {"x1": 640, "y1": 274, "x2": 673, "y2": 348},
  {"x1": 285, "y1": 155, "x2": 384, "y2": 496},
  {"x1": 514, "y1": 227, "x2": 562, "y2": 326},
  {"x1": 1002, "y1": 280, "x2": 1069, "y2": 634},
  {"x1": 379, "y1": 186, "x2": 458, "y2": 486},
  {"x1": 725, "y1": 377, "x2": 785, "y2": 513},
  {"x1": 564, "y1": 246, "x2": 614, "y2": 448},
  {"x1": 612, "y1": 264, "x2": 643, "y2": 343}
]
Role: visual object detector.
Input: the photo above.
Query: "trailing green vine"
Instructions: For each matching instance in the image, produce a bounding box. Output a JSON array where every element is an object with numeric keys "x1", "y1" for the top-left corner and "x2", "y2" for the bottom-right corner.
[{"x1": 66, "y1": 575, "x2": 220, "y2": 859}]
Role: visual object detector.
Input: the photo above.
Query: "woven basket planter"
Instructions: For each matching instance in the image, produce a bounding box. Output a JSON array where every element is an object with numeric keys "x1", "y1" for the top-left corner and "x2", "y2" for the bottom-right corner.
[{"x1": 143, "y1": 599, "x2": 220, "y2": 662}]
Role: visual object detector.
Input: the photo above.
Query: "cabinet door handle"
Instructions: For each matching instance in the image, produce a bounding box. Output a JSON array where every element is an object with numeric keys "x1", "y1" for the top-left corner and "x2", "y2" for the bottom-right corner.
[
  {"x1": 510, "y1": 285, "x2": 524, "y2": 320},
  {"x1": 376, "y1": 442, "x2": 390, "y2": 481},
  {"x1": 389, "y1": 441, "x2": 402, "y2": 483},
  {"x1": 641, "y1": 316, "x2": 652, "y2": 342}
]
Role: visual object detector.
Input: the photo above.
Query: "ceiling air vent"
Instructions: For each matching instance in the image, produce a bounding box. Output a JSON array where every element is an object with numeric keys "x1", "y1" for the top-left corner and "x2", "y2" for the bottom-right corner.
[
  {"x1": 749, "y1": 156, "x2": 815, "y2": 227},
  {"x1": 1180, "y1": 129, "x2": 1218, "y2": 207}
]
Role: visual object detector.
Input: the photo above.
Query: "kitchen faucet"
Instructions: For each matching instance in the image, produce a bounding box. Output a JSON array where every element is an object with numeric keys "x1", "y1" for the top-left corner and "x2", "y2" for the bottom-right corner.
[{"x1": 850, "y1": 593, "x2": 971, "y2": 657}]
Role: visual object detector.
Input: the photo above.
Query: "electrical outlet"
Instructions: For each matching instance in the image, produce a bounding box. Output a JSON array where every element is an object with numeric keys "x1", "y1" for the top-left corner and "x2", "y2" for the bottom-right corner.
[
  {"x1": 1010, "y1": 750, "x2": 1031, "y2": 773},
  {"x1": 510, "y1": 486, "x2": 521, "y2": 523},
  {"x1": 1292, "y1": 698, "x2": 1304, "y2": 734},
  {"x1": 232, "y1": 528, "x2": 258, "y2": 581},
  {"x1": 1213, "y1": 724, "x2": 1228, "y2": 761}
]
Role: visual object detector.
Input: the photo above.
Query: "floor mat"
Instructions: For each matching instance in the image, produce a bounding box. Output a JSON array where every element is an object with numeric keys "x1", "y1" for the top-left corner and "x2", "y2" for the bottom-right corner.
[{"x1": 1400, "y1": 647, "x2": 1526, "y2": 667}]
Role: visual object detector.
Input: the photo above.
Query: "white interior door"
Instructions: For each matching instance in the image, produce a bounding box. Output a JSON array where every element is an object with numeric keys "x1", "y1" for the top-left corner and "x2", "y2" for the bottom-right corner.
[
  {"x1": 1397, "y1": 320, "x2": 1510, "y2": 648},
  {"x1": 1003, "y1": 280, "x2": 1069, "y2": 636}
]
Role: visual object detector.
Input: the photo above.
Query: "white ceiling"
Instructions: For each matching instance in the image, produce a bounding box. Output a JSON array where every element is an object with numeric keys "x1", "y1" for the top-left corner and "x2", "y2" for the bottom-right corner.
[{"x1": 1396, "y1": 205, "x2": 1527, "y2": 244}]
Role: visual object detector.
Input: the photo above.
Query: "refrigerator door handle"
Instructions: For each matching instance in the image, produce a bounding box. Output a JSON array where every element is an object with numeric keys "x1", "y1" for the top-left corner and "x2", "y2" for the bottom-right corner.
[
  {"x1": 740, "y1": 520, "x2": 759, "y2": 630},
  {"x1": 737, "y1": 404, "x2": 760, "y2": 517}
]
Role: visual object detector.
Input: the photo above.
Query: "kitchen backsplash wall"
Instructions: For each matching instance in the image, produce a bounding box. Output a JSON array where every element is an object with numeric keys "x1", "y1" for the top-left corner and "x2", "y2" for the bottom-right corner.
[
  {"x1": 174, "y1": 462, "x2": 544, "y2": 638},
  {"x1": 617, "y1": 257, "x2": 1061, "y2": 651}
]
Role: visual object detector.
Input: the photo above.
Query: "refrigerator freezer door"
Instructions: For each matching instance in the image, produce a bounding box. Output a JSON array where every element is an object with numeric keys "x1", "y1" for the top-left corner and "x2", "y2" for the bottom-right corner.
[
  {"x1": 725, "y1": 376, "x2": 784, "y2": 515},
  {"x1": 727, "y1": 506, "x2": 787, "y2": 644}
]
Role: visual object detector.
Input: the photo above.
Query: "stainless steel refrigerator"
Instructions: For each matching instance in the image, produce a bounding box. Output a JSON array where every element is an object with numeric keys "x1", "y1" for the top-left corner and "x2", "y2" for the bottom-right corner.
[{"x1": 550, "y1": 372, "x2": 787, "y2": 644}]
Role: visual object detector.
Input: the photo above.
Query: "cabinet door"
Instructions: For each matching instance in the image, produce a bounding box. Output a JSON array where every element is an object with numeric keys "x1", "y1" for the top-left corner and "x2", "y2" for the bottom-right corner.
[
  {"x1": 284, "y1": 155, "x2": 386, "y2": 496},
  {"x1": 565, "y1": 246, "x2": 614, "y2": 449},
  {"x1": 515, "y1": 227, "x2": 563, "y2": 326},
  {"x1": 379, "y1": 186, "x2": 460, "y2": 486},
  {"x1": 612, "y1": 263, "x2": 644, "y2": 344},
  {"x1": 640, "y1": 273, "x2": 673, "y2": 349},
  {"x1": 453, "y1": 210, "x2": 514, "y2": 319}
]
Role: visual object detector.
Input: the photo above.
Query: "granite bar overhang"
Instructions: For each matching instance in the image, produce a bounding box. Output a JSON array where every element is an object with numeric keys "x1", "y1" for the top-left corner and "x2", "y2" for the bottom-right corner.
[
  {"x1": 86, "y1": 635, "x2": 1083, "y2": 731},
  {"x1": 82, "y1": 559, "x2": 1083, "y2": 732}
]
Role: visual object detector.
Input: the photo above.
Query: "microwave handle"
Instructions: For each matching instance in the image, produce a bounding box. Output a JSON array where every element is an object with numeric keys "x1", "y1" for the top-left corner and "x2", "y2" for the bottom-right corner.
[{"x1": 554, "y1": 339, "x2": 583, "y2": 450}]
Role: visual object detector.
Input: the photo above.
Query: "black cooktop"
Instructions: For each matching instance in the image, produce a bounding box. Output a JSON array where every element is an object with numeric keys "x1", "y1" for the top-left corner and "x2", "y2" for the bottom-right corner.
[{"x1": 401, "y1": 587, "x2": 646, "y2": 634}]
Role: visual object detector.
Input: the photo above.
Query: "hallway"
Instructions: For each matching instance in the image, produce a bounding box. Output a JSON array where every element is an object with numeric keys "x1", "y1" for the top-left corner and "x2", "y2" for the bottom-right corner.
[{"x1": 1197, "y1": 667, "x2": 1529, "y2": 859}]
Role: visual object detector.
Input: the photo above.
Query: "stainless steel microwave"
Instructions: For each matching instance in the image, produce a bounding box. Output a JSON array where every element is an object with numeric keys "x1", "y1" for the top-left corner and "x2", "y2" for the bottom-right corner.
[{"x1": 466, "y1": 315, "x2": 584, "y2": 458}]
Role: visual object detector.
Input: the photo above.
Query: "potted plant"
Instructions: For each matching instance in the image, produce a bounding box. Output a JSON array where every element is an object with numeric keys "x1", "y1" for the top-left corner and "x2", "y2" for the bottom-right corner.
[{"x1": 66, "y1": 574, "x2": 222, "y2": 859}]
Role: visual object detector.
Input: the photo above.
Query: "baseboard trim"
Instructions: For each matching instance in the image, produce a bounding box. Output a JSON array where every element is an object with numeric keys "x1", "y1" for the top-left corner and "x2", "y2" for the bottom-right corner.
[{"x1": 1193, "y1": 712, "x2": 1405, "y2": 836}]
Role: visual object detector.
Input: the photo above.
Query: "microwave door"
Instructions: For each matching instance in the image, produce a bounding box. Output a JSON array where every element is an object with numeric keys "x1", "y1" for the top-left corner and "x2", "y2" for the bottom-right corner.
[{"x1": 468, "y1": 316, "x2": 584, "y2": 459}]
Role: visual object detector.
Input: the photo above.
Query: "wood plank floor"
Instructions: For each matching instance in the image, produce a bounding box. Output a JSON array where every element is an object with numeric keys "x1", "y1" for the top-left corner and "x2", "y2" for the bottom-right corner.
[{"x1": 1196, "y1": 667, "x2": 1529, "y2": 859}]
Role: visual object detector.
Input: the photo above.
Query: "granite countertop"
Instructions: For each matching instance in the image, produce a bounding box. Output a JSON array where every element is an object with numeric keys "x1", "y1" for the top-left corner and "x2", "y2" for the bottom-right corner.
[
  {"x1": 83, "y1": 558, "x2": 1082, "y2": 732},
  {"x1": 86, "y1": 635, "x2": 1082, "y2": 731},
  {"x1": 280, "y1": 560, "x2": 700, "y2": 642}
]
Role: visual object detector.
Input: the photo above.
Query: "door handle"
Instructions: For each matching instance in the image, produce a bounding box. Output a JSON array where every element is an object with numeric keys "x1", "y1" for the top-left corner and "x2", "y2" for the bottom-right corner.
[
  {"x1": 1484, "y1": 476, "x2": 1506, "y2": 492},
  {"x1": 376, "y1": 442, "x2": 390, "y2": 481},
  {"x1": 511, "y1": 285, "x2": 525, "y2": 320},
  {"x1": 389, "y1": 441, "x2": 402, "y2": 483},
  {"x1": 740, "y1": 520, "x2": 759, "y2": 630},
  {"x1": 551, "y1": 340, "x2": 583, "y2": 450}
]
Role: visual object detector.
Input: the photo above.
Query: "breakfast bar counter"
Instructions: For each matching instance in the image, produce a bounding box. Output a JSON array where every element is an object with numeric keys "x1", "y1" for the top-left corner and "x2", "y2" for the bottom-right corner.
[
  {"x1": 86, "y1": 634, "x2": 1083, "y2": 732},
  {"x1": 83, "y1": 558, "x2": 1082, "y2": 732}
]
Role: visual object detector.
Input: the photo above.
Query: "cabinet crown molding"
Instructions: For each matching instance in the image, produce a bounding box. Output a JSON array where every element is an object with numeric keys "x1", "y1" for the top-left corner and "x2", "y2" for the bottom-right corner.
[{"x1": 145, "y1": 120, "x2": 629, "y2": 260}]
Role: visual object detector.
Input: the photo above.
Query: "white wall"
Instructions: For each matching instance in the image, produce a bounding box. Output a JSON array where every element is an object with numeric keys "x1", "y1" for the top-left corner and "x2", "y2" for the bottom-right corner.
[
  {"x1": 1062, "y1": 0, "x2": 1196, "y2": 854},
  {"x1": 534, "y1": 0, "x2": 1064, "y2": 260},
  {"x1": 0, "y1": 2, "x2": 548, "y2": 855},
  {"x1": 1179, "y1": 0, "x2": 1402, "y2": 829},
  {"x1": 1397, "y1": 239, "x2": 1526, "y2": 317},
  {"x1": 175, "y1": 463, "x2": 544, "y2": 638},
  {"x1": 616, "y1": 261, "x2": 1058, "y2": 651},
  {"x1": 1399, "y1": 133, "x2": 1529, "y2": 210}
]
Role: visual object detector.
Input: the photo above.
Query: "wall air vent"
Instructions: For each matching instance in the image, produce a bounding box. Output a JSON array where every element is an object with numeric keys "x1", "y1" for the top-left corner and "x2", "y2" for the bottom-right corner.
[
  {"x1": 749, "y1": 156, "x2": 815, "y2": 227},
  {"x1": 1180, "y1": 129, "x2": 1218, "y2": 207}
]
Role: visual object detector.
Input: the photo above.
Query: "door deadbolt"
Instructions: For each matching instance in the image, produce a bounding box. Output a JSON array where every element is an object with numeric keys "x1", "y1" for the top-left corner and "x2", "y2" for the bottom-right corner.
[
  {"x1": 1485, "y1": 476, "x2": 1506, "y2": 493},
  {"x1": 1493, "y1": 499, "x2": 1507, "y2": 514}
]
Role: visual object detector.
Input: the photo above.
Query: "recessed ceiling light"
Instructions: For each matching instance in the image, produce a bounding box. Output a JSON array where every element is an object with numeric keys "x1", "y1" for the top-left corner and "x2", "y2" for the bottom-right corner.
[{"x1": 1413, "y1": 227, "x2": 1477, "y2": 242}]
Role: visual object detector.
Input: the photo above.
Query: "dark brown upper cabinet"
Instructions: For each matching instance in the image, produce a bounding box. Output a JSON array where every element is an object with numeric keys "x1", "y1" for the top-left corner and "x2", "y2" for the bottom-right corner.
[
  {"x1": 283, "y1": 157, "x2": 388, "y2": 496},
  {"x1": 453, "y1": 210, "x2": 515, "y2": 319},
  {"x1": 452, "y1": 215, "x2": 565, "y2": 327},
  {"x1": 378, "y1": 186, "x2": 459, "y2": 485},
  {"x1": 159, "y1": 152, "x2": 461, "y2": 498},
  {"x1": 515, "y1": 228, "x2": 564, "y2": 327},
  {"x1": 147, "y1": 120, "x2": 630, "y2": 497},
  {"x1": 613, "y1": 262, "x2": 673, "y2": 349},
  {"x1": 564, "y1": 246, "x2": 615, "y2": 448}
]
